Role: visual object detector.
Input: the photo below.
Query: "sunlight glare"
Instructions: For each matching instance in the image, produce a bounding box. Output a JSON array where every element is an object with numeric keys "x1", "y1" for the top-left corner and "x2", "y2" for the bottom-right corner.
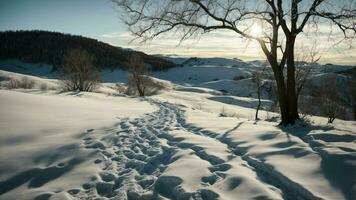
[{"x1": 250, "y1": 23, "x2": 263, "y2": 37}]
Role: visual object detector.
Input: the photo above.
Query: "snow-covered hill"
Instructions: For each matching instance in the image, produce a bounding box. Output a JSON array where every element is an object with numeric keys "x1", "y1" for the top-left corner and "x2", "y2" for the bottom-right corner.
[
  {"x1": 2, "y1": 58, "x2": 353, "y2": 99},
  {"x1": 0, "y1": 59, "x2": 355, "y2": 200}
]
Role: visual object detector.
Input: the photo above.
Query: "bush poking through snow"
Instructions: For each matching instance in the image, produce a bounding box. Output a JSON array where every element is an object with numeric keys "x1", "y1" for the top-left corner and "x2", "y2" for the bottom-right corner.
[
  {"x1": 40, "y1": 83, "x2": 48, "y2": 91},
  {"x1": 126, "y1": 75, "x2": 167, "y2": 96},
  {"x1": 6, "y1": 79, "x2": 20, "y2": 89},
  {"x1": 125, "y1": 53, "x2": 170, "y2": 96},
  {"x1": 21, "y1": 77, "x2": 35, "y2": 89},
  {"x1": 59, "y1": 48, "x2": 100, "y2": 92},
  {"x1": 126, "y1": 53, "x2": 149, "y2": 96},
  {"x1": 6, "y1": 77, "x2": 35, "y2": 89}
]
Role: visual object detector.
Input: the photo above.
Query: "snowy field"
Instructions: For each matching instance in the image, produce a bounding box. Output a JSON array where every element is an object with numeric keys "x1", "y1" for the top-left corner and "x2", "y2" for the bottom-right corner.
[{"x1": 0, "y1": 60, "x2": 355, "y2": 200}]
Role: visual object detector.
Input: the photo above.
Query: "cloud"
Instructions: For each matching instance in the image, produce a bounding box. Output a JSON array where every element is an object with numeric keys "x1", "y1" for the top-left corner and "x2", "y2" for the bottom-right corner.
[
  {"x1": 99, "y1": 29, "x2": 356, "y2": 65},
  {"x1": 100, "y1": 32, "x2": 129, "y2": 38}
]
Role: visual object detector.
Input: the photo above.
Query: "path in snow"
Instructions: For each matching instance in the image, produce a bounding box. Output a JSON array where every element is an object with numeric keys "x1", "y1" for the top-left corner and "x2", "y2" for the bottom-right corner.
[{"x1": 68, "y1": 100, "x2": 325, "y2": 200}]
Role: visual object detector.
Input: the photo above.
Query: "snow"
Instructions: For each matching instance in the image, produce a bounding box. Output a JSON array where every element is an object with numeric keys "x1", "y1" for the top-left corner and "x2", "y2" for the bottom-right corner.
[
  {"x1": 154, "y1": 55, "x2": 189, "y2": 65},
  {"x1": 0, "y1": 60, "x2": 54, "y2": 78},
  {"x1": 0, "y1": 70, "x2": 58, "y2": 90},
  {"x1": 153, "y1": 65, "x2": 252, "y2": 85},
  {"x1": 0, "y1": 89, "x2": 155, "y2": 200},
  {"x1": 182, "y1": 109, "x2": 355, "y2": 200},
  {"x1": 0, "y1": 59, "x2": 355, "y2": 200},
  {"x1": 180, "y1": 57, "x2": 249, "y2": 67}
]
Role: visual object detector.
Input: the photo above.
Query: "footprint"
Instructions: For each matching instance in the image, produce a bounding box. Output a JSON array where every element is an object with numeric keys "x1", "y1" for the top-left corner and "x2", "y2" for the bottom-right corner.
[
  {"x1": 82, "y1": 182, "x2": 94, "y2": 190},
  {"x1": 201, "y1": 174, "x2": 221, "y2": 185},
  {"x1": 136, "y1": 175, "x2": 156, "y2": 189},
  {"x1": 100, "y1": 172, "x2": 115, "y2": 182},
  {"x1": 197, "y1": 189, "x2": 220, "y2": 200},
  {"x1": 67, "y1": 188, "x2": 80, "y2": 195},
  {"x1": 209, "y1": 163, "x2": 231, "y2": 172},
  {"x1": 33, "y1": 193, "x2": 53, "y2": 200},
  {"x1": 85, "y1": 141, "x2": 106, "y2": 150},
  {"x1": 96, "y1": 181, "x2": 114, "y2": 196}
]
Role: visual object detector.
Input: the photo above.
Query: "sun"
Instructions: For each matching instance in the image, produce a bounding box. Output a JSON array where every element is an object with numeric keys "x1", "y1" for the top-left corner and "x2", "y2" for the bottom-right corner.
[{"x1": 250, "y1": 23, "x2": 263, "y2": 37}]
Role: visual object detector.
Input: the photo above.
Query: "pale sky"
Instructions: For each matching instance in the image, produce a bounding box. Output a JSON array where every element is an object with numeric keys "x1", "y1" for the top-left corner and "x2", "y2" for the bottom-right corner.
[{"x1": 1, "y1": 0, "x2": 355, "y2": 65}]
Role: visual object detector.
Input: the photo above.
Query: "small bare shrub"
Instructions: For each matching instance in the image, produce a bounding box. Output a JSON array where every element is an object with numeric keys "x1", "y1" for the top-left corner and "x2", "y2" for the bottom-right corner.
[
  {"x1": 40, "y1": 83, "x2": 48, "y2": 91},
  {"x1": 126, "y1": 76, "x2": 166, "y2": 96},
  {"x1": 125, "y1": 53, "x2": 150, "y2": 96},
  {"x1": 20, "y1": 77, "x2": 35, "y2": 89},
  {"x1": 60, "y1": 48, "x2": 100, "y2": 92},
  {"x1": 6, "y1": 77, "x2": 35, "y2": 89},
  {"x1": 7, "y1": 79, "x2": 20, "y2": 89}
]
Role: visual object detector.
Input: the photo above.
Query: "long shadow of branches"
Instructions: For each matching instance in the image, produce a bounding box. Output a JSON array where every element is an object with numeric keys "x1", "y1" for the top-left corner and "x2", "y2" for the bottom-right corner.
[{"x1": 281, "y1": 124, "x2": 355, "y2": 200}]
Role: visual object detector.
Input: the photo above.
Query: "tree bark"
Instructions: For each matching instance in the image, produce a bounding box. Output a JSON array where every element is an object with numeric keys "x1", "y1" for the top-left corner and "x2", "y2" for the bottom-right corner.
[
  {"x1": 274, "y1": 68, "x2": 289, "y2": 125},
  {"x1": 285, "y1": 36, "x2": 299, "y2": 124},
  {"x1": 135, "y1": 75, "x2": 145, "y2": 96},
  {"x1": 268, "y1": 59, "x2": 289, "y2": 125},
  {"x1": 258, "y1": 19, "x2": 298, "y2": 125}
]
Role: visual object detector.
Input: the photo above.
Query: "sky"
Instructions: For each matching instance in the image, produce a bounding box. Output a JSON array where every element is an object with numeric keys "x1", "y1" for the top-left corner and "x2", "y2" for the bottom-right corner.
[{"x1": 1, "y1": 0, "x2": 355, "y2": 65}]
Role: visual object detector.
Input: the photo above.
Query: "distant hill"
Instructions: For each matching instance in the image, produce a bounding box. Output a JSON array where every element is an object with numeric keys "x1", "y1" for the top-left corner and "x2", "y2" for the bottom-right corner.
[{"x1": 0, "y1": 30, "x2": 175, "y2": 71}]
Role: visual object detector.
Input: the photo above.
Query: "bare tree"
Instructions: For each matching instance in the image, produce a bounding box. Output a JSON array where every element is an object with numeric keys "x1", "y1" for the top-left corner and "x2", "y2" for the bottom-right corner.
[
  {"x1": 126, "y1": 53, "x2": 149, "y2": 96},
  {"x1": 61, "y1": 48, "x2": 99, "y2": 92},
  {"x1": 112, "y1": 0, "x2": 356, "y2": 125},
  {"x1": 252, "y1": 67, "x2": 267, "y2": 121}
]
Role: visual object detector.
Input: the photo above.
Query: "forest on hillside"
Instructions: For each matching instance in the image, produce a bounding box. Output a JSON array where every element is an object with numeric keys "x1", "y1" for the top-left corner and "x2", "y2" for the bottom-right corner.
[{"x1": 0, "y1": 30, "x2": 175, "y2": 71}]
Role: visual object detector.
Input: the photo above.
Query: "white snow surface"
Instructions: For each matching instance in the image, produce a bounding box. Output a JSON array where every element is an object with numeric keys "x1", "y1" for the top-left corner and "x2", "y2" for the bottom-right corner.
[
  {"x1": 0, "y1": 61, "x2": 355, "y2": 200},
  {"x1": 0, "y1": 89, "x2": 155, "y2": 200}
]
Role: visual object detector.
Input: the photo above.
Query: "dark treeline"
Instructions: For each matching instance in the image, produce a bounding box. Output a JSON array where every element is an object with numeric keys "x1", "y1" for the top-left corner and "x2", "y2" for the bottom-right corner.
[{"x1": 0, "y1": 30, "x2": 175, "y2": 71}]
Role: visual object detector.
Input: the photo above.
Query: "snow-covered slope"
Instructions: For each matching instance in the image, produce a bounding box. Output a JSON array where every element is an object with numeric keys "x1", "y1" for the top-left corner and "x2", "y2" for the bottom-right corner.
[
  {"x1": 0, "y1": 60, "x2": 55, "y2": 78},
  {"x1": 0, "y1": 89, "x2": 155, "y2": 200},
  {"x1": 153, "y1": 65, "x2": 253, "y2": 85},
  {"x1": 0, "y1": 60, "x2": 355, "y2": 200},
  {"x1": 184, "y1": 109, "x2": 355, "y2": 200}
]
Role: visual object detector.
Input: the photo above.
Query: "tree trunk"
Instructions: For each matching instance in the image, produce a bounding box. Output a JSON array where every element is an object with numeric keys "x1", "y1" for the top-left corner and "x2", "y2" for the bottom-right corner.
[
  {"x1": 261, "y1": 29, "x2": 299, "y2": 125},
  {"x1": 285, "y1": 36, "x2": 299, "y2": 124},
  {"x1": 136, "y1": 77, "x2": 145, "y2": 96},
  {"x1": 275, "y1": 71, "x2": 289, "y2": 125},
  {"x1": 270, "y1": 62, "x2": 289, "y2": 125},
  {"x1": 255, "y1": 84, "x2": 261, "y2": 121},
  {"x1": 138, "y1": 86, "x2": 145, "y2": 96}
]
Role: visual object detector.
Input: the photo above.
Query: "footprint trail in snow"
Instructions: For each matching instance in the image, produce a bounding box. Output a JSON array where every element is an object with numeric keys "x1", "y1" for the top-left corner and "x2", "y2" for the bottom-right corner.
[{"x1": 71, "y1": 100, "x2": 300, "y2": 200}]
